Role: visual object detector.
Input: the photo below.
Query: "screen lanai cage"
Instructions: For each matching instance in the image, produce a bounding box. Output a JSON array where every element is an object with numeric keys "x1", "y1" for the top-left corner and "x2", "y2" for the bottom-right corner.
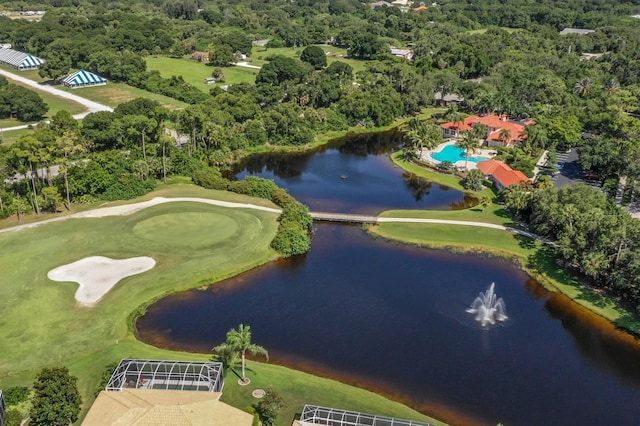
[
  {"x1": 0, "y1": 390, "x2": 5, "y2": 426},
  {"x1": 299, "y1": 405, "x2": 437, "y2": 426},
  {"x1": 105, "y1": 359, "x2": 224, "y2": 392}
]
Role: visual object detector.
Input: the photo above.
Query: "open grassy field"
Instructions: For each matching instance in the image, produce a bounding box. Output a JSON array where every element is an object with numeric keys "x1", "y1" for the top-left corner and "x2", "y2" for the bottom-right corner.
[
  {"x1": 0, "y1": 183, "x2": 441, "y2": 425},
  {"x1": 59, "y1": 82, "x2": 188, "y2": 110},
  {"x1": 146, "y1": 55, "x2": 259, "y2": 88},
  {"x1": 251, "y1": 44, "x2": 369, "y2": 74}
]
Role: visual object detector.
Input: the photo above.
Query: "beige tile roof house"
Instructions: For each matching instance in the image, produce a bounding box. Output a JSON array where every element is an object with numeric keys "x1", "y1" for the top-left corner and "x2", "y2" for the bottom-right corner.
[{"x1": 83, "y1": 389, "x2": 253, "y2": 425}]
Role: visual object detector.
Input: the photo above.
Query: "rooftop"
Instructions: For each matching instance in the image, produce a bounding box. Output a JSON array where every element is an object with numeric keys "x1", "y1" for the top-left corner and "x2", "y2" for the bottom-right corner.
[
  {"x1": 477, "y1": 159, "x2": 529, "y2": 188},
  {"x1": 83, "y1": 389, "x2": 253, "y2": 426}
]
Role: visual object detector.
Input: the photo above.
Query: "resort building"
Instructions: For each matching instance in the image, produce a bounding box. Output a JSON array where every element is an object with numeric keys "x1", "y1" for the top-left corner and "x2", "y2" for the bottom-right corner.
[
  {"x1": 295, "y1": 405, "x2": 437, "y2": 426},
  {"x1": 0, "y1": 390, "x2": 5, "y2": 426},
  {"x1": 61, "y1": 69, "x2": 107, "y2": 89},
  {"x1": 0, "y1": 47, "x2": 44, "y2": 70},
  {"x1": 477, "y1": 159, "x2": 529, "y2": 190},
  {"x1": 440, "y1": 114, "x2": 534, "y2": 148},
  {"x1": 83, "y1": 359, "x2": 252, "y2": 426}
]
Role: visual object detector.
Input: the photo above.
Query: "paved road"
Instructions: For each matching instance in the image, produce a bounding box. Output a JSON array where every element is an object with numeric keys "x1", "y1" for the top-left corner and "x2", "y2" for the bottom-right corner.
[{"x1": 0, "y1": 68, "x2": 113, "y2": 132}]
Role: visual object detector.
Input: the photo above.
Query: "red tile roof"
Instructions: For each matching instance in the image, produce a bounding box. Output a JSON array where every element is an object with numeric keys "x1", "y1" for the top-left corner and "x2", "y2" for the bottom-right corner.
[
  {"x1": 440, "y1": 120, "x2": 473, "y2": 131},
  {"x1": 441, "y1": 114, "x2": 529, "y2": 143},
  {"x1": 477, "y1": 159, "x2": 529, "y2": 188}
]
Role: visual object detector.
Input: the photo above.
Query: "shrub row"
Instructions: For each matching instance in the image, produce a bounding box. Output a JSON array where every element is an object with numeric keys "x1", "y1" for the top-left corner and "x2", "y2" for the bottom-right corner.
[{"x1": 192, "y1": 169, "x2": 312, "y2": 256}]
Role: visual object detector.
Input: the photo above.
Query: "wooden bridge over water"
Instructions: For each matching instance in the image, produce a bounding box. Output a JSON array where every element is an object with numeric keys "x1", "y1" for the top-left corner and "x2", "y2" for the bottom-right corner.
[{"x1": 310, "y1": 212, "x2": 379, "y2": 224}]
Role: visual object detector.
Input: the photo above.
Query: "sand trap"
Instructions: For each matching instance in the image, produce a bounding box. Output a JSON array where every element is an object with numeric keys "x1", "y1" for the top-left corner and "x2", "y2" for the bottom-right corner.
[{"x1": 47, "y1": 256, "x2": 156, "y2": 306}]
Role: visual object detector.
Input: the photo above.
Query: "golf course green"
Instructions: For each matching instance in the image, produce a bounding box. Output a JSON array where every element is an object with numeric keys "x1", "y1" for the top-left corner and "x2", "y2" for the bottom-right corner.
[{"x1": 0, "y1": 184, "x2": 439, "y2": 425}]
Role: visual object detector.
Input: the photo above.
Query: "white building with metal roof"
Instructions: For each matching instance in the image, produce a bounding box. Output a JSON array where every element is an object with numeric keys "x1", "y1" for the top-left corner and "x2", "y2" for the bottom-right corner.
[{"x1": 0, "y1": 48, "x2": 44, "y2": 70}]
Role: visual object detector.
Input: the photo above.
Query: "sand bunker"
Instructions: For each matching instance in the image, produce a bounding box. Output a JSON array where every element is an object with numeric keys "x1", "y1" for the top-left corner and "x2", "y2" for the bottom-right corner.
[{"x1": 47, "y1": 256, "x2": 156, "y2": 306}]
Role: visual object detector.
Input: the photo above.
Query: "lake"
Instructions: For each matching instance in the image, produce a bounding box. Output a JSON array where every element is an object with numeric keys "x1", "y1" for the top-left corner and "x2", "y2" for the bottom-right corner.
[{"x1": 137, "y1": 131, "x2": 640, "y2": 425}]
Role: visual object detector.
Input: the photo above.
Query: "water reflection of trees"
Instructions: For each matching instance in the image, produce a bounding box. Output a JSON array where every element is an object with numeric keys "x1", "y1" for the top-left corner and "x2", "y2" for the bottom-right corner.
[
  {"x1": 335, "y1": 130, "x2": 403, "y2": 156},
  {"x1": 231, "y1": 153, "x2": 307, "y2": 179},
  {"x1": 449, "y1": 194, "x2": 477, "y2": 210},
  {"x1": 402, "y1": 173, "x2": 433, "y2": 201},
  {"x1": 544, "y1": 292, "x2": 640, "y2": 385}
]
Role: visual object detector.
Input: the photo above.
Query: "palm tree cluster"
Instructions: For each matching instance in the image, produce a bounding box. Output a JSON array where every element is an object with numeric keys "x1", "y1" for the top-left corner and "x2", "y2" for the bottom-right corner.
[
  {"x1": 455, "y1": 123, "x2": 487, "y2": 169},
  {"x1": 402, "y1": 117, "x2": 444, "y2": 158},
  {"x1": 212, "y1": 323, "x2": 269, "y2": 384}
]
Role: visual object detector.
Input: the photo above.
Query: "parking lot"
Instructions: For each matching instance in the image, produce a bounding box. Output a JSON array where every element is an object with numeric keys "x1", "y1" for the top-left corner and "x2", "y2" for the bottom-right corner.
[{"x1": 551, "y1": 149, "x2": 602, "y2": 190}]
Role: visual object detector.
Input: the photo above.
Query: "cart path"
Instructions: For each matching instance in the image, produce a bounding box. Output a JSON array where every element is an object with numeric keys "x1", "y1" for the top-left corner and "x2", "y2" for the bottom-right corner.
[{"x1": 0, "y1": 197, "x2": 542, "y2": 242}]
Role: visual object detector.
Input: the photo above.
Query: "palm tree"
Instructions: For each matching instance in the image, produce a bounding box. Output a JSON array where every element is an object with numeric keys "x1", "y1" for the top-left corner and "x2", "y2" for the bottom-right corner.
[
  {"x1": 455, "y1": 130, "x2": 478, "y2": 169},
  {"x1": 574, "y1": 77, "x2": 593, "y2": 97},
  {"x1": 213, "y1": 324, "x2": 268, "y2": 384},
  {"x1": 498, "y1": 128, "x2": 512, "y2": 146},
  {"x1": 603, "y1": 79, "x2": 619, "y2": 96},
  {"x1": 521, "y1": 125, "x2": 548, "y2": 152}
]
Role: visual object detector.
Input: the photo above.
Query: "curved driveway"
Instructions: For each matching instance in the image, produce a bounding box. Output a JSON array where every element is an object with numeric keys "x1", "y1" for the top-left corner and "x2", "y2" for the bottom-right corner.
[{"x1": 0, "y1": 68, "x2": 113, "y2": 132}]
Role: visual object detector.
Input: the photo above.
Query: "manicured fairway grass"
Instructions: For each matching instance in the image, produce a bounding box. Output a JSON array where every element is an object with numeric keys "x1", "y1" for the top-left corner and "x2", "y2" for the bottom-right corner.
[{"x1": 0, "y1": 184, "x2": 441, "y2": 425}]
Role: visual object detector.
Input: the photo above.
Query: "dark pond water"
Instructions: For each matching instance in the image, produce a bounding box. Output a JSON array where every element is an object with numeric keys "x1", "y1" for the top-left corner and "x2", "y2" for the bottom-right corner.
[
  {"x1": 137, "y1": 225, "x2": 640, "y2": 426},
  {"x1": 230, "y1": 130, "x2": 476, "y2": 214},
  {"x1": 137, "y1": 130, "x2": 640, "y2": 425}
]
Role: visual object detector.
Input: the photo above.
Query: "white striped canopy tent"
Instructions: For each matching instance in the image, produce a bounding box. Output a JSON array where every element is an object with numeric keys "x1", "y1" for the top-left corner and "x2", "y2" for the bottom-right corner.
[
  {"x1": 61, "y1": 69, "x2": 107, "y2": 88},
  {"x1": 0, "y1": 48, "x2": 44, "y2": 70}
]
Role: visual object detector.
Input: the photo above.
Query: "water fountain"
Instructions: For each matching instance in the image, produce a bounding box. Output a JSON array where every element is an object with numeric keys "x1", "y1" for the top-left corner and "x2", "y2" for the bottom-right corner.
[{"x1": 467, "y1": 283, "x2": 508, "y2": 326}]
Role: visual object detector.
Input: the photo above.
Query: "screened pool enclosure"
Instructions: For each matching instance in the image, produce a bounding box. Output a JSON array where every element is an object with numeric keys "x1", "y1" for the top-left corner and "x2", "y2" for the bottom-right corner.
[
  {"x1": 299, "y1": 405, "x2": 436, "y2": 426},
  {"x1": 105, "y1": 359, "x2": 224, "y2": 392}
]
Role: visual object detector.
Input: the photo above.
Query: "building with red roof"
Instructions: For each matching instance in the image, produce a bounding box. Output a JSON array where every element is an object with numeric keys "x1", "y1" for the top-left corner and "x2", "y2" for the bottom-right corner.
[
  {"x1": 477, "y1": 159, "x2": 529, "y2": 190},
  {"x1": 440, "y1": 114, "x2": 532, "y2": 148}
]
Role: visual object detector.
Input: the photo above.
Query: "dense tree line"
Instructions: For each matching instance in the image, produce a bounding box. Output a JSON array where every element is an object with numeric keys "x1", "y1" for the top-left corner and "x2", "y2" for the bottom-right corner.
[
  {"x1": 0, "y1": 76, "x2": 48, "y2": 122},
  {"x1": 502, "y1": 183, "x2": 640, "y2": 315}
]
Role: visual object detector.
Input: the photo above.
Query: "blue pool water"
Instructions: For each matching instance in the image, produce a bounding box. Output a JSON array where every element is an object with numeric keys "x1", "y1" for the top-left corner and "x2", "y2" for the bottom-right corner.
[{"x1": 431, "y1": 144, "x2": 488, "y2": 163}]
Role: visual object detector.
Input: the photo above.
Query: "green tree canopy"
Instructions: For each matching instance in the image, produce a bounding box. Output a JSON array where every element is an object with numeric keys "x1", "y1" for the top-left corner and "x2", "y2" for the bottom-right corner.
[
  {"x1": 30, "y1": 367, "x2": 82, "y2": 426},
  {"x1": 300, "y1": 45, "x2": 327, "y2": 70}
]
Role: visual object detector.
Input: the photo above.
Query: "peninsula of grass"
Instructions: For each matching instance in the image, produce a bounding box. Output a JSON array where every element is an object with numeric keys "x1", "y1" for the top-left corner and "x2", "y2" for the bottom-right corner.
[{"x1": 0, "y1": 183, "x2": 442, "y2": 425}]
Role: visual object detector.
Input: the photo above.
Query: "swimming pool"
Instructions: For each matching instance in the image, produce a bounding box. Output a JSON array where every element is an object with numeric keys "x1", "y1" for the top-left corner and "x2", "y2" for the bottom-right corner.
[{"x1": 431, "y1": 144, "x2": 489, "y2": 163}]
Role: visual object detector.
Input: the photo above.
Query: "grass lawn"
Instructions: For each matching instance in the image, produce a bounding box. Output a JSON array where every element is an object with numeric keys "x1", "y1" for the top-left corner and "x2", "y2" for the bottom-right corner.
[
  {"x1": 0, "y1": 183, "x2": 441, "y2": 425},
  {"x1": 251, "y1": 44, "x2": 369, "y2": 74},
  {"x1": 146, "y1": 55, "x2": 259, "y2": 88},
  {"x1": 0, "y1": 127, "x2": 34, "y2": 145},
  {"x1": 59, "y1": 82, "x2": 188, "y2": 110}
]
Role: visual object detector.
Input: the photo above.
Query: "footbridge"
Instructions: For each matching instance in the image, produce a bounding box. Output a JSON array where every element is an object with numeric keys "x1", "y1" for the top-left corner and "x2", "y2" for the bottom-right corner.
[{"x1": 310, "y1": 212, "x2": 378, "y2": 224}]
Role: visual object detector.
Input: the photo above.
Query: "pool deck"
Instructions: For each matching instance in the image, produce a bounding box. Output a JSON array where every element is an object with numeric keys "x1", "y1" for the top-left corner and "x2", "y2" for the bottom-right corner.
[{"x1": 420, "y1": 140, "x2": 497, "y2": 171}]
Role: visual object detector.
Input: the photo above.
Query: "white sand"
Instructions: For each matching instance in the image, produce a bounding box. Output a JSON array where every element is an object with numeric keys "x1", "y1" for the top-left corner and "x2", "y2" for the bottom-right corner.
[{"x1": 48, "y1": 256, "x2": 156, "y2": 306}]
